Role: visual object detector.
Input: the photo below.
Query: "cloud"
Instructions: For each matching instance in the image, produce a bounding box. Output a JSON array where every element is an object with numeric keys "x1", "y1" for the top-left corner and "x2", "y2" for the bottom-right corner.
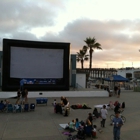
[
  {"x1": 0, "y1": 0, "x2": 65, "y2": 33},
  {"x1": 41, "y1": 18, "x2": 140, "y2": 68},
  {"x1": 0, "y1": 0, "x2": 140, "y2": 68}
]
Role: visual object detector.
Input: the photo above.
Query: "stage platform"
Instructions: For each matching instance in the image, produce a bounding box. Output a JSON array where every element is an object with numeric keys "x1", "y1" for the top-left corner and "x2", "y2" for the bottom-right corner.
[{"x1": 0, "y1": 90, "x2": 109, "y2": 98}]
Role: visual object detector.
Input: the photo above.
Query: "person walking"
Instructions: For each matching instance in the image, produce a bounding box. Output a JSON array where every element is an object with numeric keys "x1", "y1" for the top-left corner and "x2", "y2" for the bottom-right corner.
[
  {"x1": 100, "y1": 105, "x2": 108, "y2": 127},
  {"x1": 114, "y1": 86, "x2": 118, "y2": 96},
  {"x1": 21, "y1": 89, "x2": 26, "y2": 105},
  {"x1": 117, "y1": 86, "x2": 121, "y2": 98},
  {"x1": 112, "y1": 111, "x2": 123, "y2": 140}
]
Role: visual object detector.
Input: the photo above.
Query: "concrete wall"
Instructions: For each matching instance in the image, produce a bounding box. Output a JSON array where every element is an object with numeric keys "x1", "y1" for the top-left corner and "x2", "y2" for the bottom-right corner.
[
  {"x1": 76, "y1": 73, "x2": 86, "y2": 88},
  {"x1": 0, "y1": 90, "x2": 109, "y2": 98}
]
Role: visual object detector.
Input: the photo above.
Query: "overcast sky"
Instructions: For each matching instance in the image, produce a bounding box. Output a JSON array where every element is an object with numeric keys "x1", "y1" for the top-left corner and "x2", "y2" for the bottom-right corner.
[{"x1": 0, "y1": 0, "x2": 140, "y2": 68}]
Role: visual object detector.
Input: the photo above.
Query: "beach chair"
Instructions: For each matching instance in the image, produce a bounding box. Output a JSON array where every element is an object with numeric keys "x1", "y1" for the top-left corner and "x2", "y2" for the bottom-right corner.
[
  {"x1": 14, "y1": 105, "x2": 22, "y2": 113},
  {"x1": 7, "y1": 104, "x2": 14, "y2": 113},
  {"x1": 84, "y1": 125, "x2": 93, "y2": 138}
]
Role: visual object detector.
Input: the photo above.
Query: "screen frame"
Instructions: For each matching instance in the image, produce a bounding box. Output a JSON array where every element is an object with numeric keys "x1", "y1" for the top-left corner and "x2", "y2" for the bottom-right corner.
[{"x1": 2, "y1": 38, "x2": 70, "y2": 91}]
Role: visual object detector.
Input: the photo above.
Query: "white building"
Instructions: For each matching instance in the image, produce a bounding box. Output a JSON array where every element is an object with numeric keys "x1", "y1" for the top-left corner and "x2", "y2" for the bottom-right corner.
[{"x1": 117, "y1": 67, "x2": 140, "y2": 80}]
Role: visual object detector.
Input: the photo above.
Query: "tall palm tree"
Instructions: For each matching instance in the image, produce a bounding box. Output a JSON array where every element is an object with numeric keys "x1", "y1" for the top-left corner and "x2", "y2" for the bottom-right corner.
[
  {"x1": 77, "y1": 47, "x2": 89, "y2": 69},
  {"x1": 84, "y1": 37, "x2": 102, "y2": 70}
]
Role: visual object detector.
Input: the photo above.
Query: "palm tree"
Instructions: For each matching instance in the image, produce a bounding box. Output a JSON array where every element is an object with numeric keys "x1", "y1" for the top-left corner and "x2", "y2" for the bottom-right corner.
[
  {"x1": 77, "y1": 47, "x2": 89, "y2": 69},
  {"x1": 84, "y1": 37, "x2": 102, "y2": 70}
]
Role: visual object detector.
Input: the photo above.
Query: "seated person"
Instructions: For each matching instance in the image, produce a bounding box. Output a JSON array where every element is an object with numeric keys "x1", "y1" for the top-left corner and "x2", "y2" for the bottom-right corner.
[
  {"x1": 114, "y1": 101, "x2": 119, "y2": 107},
  {"x1": 55, "y1": 103, "x2": 62, "y2": 114},
  {"x1": 68, "y1": 120, "x2": 75, "y2": 132},
  {"x1": 93, "y1": 108, "x2": 100, "y2": 118},
  {"x1": 14, "y1": 101, "x2": 20, "y2": 110},
  {"x1": 75, "y1": 118, "x2": 80, "y2": 130},
  {"x1": 4, "y1": 99, "x2": 10, "y2": 106},
  {"x1": 85, "y1": 119, "x2": 92, "y2": 126},
  {"x1": 84, "y1": 119, "x2": 93, "y2": 136},
  {"x1": 0, "y1": 100, "x2": 5, "y2": 111},
  {"x1": 88, "y1": 113, "x2": 93, "y2": 125},
  {"x1": 107, "y1": 101, "x2": 115, "y2": 109}
]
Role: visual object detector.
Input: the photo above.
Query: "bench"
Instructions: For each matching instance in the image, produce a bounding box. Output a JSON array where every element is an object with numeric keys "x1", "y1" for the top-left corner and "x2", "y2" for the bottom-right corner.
[{"x1": 36, "y1": 98, "x2": 48, "y2": 105}]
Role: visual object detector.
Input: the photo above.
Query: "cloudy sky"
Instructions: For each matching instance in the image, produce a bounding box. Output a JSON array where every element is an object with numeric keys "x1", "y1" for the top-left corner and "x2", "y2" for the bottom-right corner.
[{"x1": 0, "y1": 0, "x2": 140, "y2": 68}]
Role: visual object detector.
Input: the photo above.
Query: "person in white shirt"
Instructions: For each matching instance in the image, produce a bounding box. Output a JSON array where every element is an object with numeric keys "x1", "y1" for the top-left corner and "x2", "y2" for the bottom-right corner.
[
  {"x1": 100, "y1": 105, "x2": 108, "y2": 127},
  {"x1": 53, "y1": 99, "x2": 57, "y2": 106}
]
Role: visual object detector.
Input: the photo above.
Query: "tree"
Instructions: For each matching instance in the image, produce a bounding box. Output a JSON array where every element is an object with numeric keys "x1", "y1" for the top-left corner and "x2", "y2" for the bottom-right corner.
[
  {"x1": 84, "y1": 37, "x2": 102, "y2": 70},
  {"x1": 77, "y1": 46, "x2": 89, "y2": 69}
]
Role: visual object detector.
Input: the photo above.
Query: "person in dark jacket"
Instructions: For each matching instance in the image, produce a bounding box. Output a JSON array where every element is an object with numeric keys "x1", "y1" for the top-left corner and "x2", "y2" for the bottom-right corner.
[
  {"x1": 17, "y1": 89, "x2": 21, "y2": 102},
  {"x1": 117, "y1": 86, "x2": 121, "y2": 98}
]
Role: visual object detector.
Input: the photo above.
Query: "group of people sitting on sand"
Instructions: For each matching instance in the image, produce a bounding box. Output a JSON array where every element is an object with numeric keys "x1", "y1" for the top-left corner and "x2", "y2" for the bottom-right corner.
[{"x1": 65, "y1": 112, "x2": 101, "y2": 139}]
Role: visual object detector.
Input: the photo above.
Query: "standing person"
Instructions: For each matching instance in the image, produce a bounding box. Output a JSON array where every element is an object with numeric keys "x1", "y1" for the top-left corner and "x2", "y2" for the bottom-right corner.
[
  {"x1": 114, "y1": 86, "x2": 118, "y2": 96},
  {"x1": 17, "y1": 89, "x2": 21, "y2": 102},
  {"x1": 112, "y1": 111, "x2": 123, "y2": 140},
  {"x1": 25, "y1": 89, "x2": 28, "y2": 103},
  {"x1": 117, "y1": 86, "x2": 121, "y2": 98},
  {"x1": 61, "y1": 96, "x2": 70, "y2": 116},
  {"x1": 21, "y1": 89, "x2": 26, "y2": 105},
  {"x1": 100, "y1": 105, "x2": 108, "y2": 128},
  {"x1": 61, "y1": 96, "x2": 69, "y2": 107}
]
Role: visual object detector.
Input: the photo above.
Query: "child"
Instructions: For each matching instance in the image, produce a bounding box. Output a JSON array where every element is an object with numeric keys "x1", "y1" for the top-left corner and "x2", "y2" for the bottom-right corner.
[
  {"x1": 14, "y1": 101, "x2": 20, "y2": 110},
  {"x1": 53, "y1": 99, "x2": 57, "y2": 113},
  {"x1": 92, "y1": 125, "x2": 97, "y2": 138},
  {"x1": 53, "y1": 99, "x2": 57, "y2": 106},
  {"x1": 68, "y1": 120, "x2": 75, "y2": 132},
  {"x1": 75, "y1": 118, "x2": 80, "y2": 130}
]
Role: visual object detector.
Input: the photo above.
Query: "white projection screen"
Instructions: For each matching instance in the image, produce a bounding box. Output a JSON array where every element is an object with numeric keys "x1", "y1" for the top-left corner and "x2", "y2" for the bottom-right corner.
[{"x1": 10, "y1": 47, "x2": 64, "y2": 78}]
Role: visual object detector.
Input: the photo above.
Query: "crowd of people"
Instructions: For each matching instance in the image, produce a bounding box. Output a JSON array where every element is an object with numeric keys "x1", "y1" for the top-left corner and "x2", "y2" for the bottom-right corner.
[
  {"x1": 61, "y1": 99, "x2": 125, "y2": 140},
  {"x1": 0, "y1": 89, "x2": 124, "y2": 139}
]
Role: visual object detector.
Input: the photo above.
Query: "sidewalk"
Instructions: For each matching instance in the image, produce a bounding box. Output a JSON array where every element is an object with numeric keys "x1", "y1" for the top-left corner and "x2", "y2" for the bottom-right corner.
[{"x1": 0, "y1": 90, "x2": 140, "y2": 140}]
